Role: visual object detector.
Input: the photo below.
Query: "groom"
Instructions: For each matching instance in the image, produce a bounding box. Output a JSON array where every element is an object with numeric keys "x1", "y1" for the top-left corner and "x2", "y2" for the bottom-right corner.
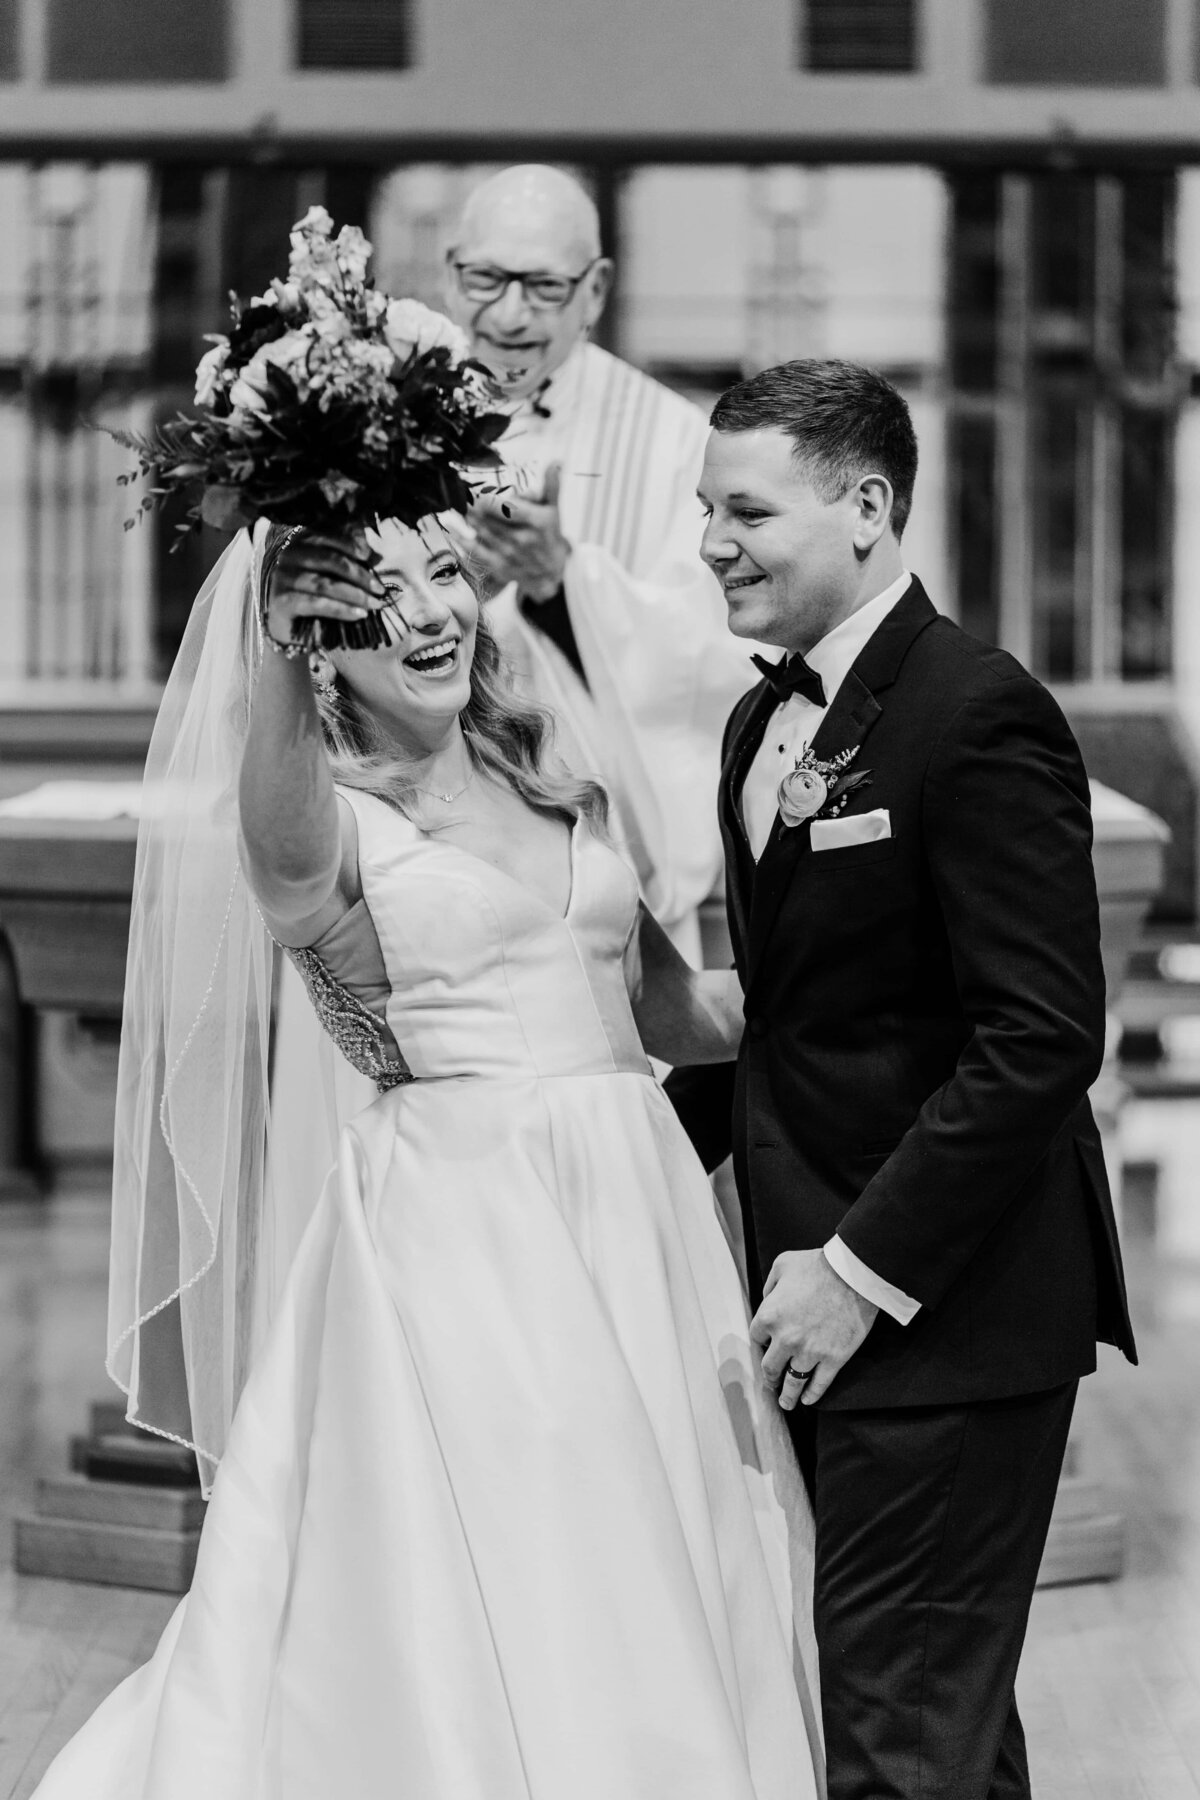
[{"x1": 667, "y1": 360, "x2": 1136, "y2": 1800}]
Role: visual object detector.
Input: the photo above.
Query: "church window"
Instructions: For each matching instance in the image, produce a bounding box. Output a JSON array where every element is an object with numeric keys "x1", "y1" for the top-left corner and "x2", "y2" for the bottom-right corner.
[
  {"x1": 983, "y1": 0, "x2": 1166, "y2": 86},
  {"x1": 46, "y1": 0, "x2": 229, "y2": 81},
  {"x1": 946, "y1": 170, "x2": 1177, "y2": 684}
]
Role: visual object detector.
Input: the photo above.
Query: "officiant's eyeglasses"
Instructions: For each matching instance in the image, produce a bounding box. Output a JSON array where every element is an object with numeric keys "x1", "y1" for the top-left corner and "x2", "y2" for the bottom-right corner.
[{"x1": 451, "y1": 259, "x2": 600, "y2": 310}]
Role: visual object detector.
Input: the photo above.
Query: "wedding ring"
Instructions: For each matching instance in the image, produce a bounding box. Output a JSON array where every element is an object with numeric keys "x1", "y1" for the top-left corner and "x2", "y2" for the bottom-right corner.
[{"x1": 775, "y1": 1362, "x2": 815, "y2": 1411}]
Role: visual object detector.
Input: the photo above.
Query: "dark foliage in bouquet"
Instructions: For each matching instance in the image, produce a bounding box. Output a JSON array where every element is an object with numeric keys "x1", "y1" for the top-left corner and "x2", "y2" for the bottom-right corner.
[{"x1": 111, "y1": 206, "x2": 508, "y2": 650}]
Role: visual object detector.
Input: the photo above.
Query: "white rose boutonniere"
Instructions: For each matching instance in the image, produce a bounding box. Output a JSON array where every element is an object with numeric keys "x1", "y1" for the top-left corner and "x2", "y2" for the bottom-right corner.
[
  {"x1": 778, "y1": 745, "x2": 873, "y2": 829},
  {"x1": 778, "y1": 764, "x2": 829, "y2": 826}
]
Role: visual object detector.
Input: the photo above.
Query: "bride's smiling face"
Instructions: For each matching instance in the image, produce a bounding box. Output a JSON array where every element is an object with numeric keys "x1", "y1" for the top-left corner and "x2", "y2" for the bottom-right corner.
[{"x1": 329, "y1": 519, "x2": 478, "y2": 742}]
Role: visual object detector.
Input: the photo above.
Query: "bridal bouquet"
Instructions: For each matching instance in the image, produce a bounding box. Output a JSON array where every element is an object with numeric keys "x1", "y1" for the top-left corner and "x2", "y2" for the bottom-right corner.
[{"x1": 113, "y1": 205, "x2": 507, "y2": 648}]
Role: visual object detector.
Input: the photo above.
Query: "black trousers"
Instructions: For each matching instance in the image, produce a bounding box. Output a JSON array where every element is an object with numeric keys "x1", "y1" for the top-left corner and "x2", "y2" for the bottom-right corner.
[{"x1": 789, "y1": 1382, "x2": 1077, "y2": 1800}]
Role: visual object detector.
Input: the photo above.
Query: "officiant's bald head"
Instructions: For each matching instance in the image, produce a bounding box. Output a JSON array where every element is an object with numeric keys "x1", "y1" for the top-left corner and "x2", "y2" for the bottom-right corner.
[
  {"x1": 458, "y1": 166, "x2": 601, "y2": 266},
  {"x1": 445, "y1": 165, "x2": 611, "y2": 401}
]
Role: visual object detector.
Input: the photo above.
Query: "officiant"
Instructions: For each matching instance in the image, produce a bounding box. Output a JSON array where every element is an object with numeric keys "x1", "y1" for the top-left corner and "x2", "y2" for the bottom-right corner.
[{"x1": 442, "y1": 164, "x2": 757, "y2": 962}]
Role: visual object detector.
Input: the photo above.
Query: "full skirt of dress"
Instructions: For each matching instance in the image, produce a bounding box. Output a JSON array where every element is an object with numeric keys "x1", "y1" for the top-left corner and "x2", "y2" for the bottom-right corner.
[{"x1": 34, "y1": 1070, "x2": 822, "y2": 1800}]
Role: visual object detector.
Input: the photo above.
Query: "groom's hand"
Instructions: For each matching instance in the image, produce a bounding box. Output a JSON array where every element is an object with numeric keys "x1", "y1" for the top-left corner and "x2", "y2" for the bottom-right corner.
[{"x1": 751, "y1": 1250, "x2": 878, "y2": 1408}]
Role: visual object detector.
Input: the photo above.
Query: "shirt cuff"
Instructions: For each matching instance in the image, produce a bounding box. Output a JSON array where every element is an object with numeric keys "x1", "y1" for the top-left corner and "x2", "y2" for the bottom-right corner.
[{"x1": 823, "y1": 1236, "x2": 921, "y2": 1326}]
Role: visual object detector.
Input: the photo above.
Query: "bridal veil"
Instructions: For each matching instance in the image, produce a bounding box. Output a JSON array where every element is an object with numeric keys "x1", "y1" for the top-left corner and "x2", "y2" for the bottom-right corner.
[{"x1": 106, "y1": 525, "x2": 346, "y2": 1492}]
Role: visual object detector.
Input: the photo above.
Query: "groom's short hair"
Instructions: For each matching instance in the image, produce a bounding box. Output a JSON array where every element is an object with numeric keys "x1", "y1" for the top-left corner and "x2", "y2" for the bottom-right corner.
[{"x1": 709, "y1": 359, "x2": 918, "y2": 539}]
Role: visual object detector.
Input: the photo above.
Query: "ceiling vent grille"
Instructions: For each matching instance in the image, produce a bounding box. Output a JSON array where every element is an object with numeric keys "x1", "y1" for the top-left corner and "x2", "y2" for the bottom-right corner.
[
  {"x1": 0, "y1": 0, "x2": 16, "y2": 79},
  {"x1": 802, "y1": 0, "x2": 917, "y2": 73},
  {"x1": 298, "y1": 0, "x2": 412, "y2": 71}
]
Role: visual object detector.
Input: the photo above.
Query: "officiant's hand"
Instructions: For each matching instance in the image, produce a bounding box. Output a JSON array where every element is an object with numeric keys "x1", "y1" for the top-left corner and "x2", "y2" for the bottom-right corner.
[
  {"x1": 751, "y1": 1250, "x2": 878, "y2": 1409},
  {"x1": 459, "y1": 463, "x2": 571, "y2": 602}
]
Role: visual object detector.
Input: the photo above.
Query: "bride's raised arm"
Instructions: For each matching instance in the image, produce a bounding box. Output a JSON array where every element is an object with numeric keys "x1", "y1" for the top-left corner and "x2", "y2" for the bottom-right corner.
[
  {"x1": 238, "y1": 531, "x2": 382, "y2": 942},
  {"x1": 624, "y1": 901, "x2": 743, "y2": 1066}
]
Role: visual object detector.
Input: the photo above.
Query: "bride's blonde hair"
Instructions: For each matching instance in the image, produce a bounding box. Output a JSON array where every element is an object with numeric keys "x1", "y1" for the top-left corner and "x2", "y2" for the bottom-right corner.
[{"x1": 264, "y1": 523, "x2": 608, "y2": 829}]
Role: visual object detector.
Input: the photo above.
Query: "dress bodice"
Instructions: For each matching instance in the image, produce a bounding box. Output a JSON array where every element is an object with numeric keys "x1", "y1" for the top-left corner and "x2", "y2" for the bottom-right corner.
[{"x1": 293, "y1": 787, "x2": 650, "y2": 1086}]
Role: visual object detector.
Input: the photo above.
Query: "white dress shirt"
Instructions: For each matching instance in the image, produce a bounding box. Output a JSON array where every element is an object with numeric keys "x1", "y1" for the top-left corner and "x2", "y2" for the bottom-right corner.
[
  {"x1": 742, "y1": 571, "x2": 921, "y2": 1327},
  {"x1": 742, "y1": 572, "x2": 911, "y2": 859}
]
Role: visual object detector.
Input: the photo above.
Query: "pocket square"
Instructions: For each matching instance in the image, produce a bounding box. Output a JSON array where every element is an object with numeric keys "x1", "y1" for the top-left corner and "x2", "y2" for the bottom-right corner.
[{"x1": 810, "y1": 808, "x2": 891, "y2": 851}]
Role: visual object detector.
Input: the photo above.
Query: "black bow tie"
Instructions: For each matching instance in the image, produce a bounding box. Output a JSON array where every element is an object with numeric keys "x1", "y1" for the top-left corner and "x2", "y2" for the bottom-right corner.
[{"x1": 751, "y1": 652, "x2": 827, "y2": 709}]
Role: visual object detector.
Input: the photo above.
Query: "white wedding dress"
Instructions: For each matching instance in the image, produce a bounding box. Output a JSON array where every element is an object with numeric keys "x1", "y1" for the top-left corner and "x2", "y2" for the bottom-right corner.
[{"x1": 34, "y1": 789, "x2": 822, "y2": 1800}]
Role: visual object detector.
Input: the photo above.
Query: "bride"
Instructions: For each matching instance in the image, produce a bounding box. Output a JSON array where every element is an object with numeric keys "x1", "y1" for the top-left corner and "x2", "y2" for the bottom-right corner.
[{"x1": 32, "y1": 510, "x2": 823, "y2": 1799}]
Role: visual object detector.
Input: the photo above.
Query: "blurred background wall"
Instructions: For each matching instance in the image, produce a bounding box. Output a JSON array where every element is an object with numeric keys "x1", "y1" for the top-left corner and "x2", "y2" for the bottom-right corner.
[{"x1": 0, "y1": 0, "x2": 1196, "y2": 913}]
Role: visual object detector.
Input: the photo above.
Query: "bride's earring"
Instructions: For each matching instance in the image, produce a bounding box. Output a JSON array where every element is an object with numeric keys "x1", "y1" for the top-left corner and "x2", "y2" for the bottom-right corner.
[{"x1": 309, "y1": 651, "x2": 337, "y2": 696}]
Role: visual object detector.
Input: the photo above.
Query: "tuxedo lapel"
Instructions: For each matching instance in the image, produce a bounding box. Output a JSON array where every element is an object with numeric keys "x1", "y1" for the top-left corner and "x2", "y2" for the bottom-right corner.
[
  {"x1": 719, "y1": 678, "x2": 779, "y2": 970},
  {"x1": 747, "y1": 672, "x2": 882, "y2": 978},
  {"x1": 744, "y1": 580, "x2": 940, "y2": 993}
]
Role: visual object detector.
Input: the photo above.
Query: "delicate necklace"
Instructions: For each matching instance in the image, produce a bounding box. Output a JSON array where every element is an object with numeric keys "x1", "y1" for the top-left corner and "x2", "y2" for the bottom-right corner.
[{"x1": 411, "y1": 766, "x2": 474, "y2": 805}]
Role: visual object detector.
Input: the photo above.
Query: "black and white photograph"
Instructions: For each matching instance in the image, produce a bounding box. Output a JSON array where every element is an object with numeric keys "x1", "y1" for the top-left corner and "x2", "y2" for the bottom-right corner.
[{"x1": 0, "y1": 2, "x2": 1195, "y2": 1796}]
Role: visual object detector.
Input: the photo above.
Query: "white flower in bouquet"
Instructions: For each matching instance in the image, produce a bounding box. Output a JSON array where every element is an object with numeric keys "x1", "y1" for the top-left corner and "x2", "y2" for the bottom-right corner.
[
  {"x1": 228, "y1": 330, "x2": 314, "y2": 413},
  {"x1": 194, "y1": 341, "x2": 231, "y2": 408},
  {"x1": 290, "y1": 203, "x2": 334, "y2": 244},
  {"x1": 344, "y1": 338, "x2": 396, "y2": 380},
  {"x1": 261, "y1": 330, "x2": 316, "y2": 377},
  {"x1": 384, "y1": 298, "x2": 470, "y2": 365},
  {"x1": 269, "y1": 278, "x2": 302, "y2": 313},
  {"x1": 312, "y1": 308, "x2": 352, "y2": 347},
  {"x1": 362, "y1": 288, "x2": 388, "y2": 329},
  {"x1": 249, "y1": 279, "x2": 302, "y2": 317},
  {"x1": 227, "y1": 372, "x2": 270, "y2": 416},
  {"x1": 288, "y1": 205, "x2": 336, "y2": 268},
  {"x1": 287, "y1": 209, "x2": 345, "y2": 298},
  {"x1": 302, "y1": 284, "x2": 340, "y2": 326},
  {"x1": 286, "y1": 207, "x2": 372, "y2": 293},
  {"x1": 334, "y1": 223, "x2": 371, "y2": 286}
]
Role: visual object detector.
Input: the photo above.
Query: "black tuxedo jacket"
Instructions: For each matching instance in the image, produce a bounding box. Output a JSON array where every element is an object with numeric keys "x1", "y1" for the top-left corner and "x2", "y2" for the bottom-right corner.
[{"x1": 667, "y1": 579, "x2": 1136, "y2": 1410}]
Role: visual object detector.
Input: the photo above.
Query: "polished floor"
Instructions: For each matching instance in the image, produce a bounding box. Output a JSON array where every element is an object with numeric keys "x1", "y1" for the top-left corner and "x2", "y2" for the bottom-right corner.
[{"x1": 2, "y1": 1107, "x2": 1199, "y2": 1800}]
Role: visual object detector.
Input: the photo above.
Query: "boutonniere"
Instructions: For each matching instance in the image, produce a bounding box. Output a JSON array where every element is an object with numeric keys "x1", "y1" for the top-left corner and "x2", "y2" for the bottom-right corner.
[{"x1": 778, "y1": 745, "x2": 873, "y2": 828}]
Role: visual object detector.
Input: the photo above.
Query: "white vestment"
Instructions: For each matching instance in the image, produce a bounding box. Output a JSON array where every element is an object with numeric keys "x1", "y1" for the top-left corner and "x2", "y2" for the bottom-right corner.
[{"x1": 488, "y1": 343, "x2": 759, "y2": 962}]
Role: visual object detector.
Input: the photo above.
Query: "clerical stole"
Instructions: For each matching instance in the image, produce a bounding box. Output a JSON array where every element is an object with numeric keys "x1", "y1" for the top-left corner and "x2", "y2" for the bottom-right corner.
[{"x1": 491, "y1": 346, "x2": 760, "y2": 957}]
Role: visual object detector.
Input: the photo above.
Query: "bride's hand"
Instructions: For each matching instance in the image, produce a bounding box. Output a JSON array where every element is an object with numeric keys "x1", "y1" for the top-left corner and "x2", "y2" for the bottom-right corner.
[
  {"x1": 624, "y1": 903, "x2": 744, "y2": 1065},
  {"x1": 263, "y1": 529, "x2": 389, "y2": 652}
]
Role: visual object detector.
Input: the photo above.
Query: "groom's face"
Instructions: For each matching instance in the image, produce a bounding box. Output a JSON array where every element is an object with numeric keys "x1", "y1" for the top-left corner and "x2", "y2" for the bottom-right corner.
[{"x1": 698, "y1": 426, "x2": 860, "y2": 654}]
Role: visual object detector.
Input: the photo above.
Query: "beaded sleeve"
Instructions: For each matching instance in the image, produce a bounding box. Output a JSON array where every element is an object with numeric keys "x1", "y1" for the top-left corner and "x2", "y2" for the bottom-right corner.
[{"x1": 284, "y1": 945, "x2": 413, "y2": 1093}]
